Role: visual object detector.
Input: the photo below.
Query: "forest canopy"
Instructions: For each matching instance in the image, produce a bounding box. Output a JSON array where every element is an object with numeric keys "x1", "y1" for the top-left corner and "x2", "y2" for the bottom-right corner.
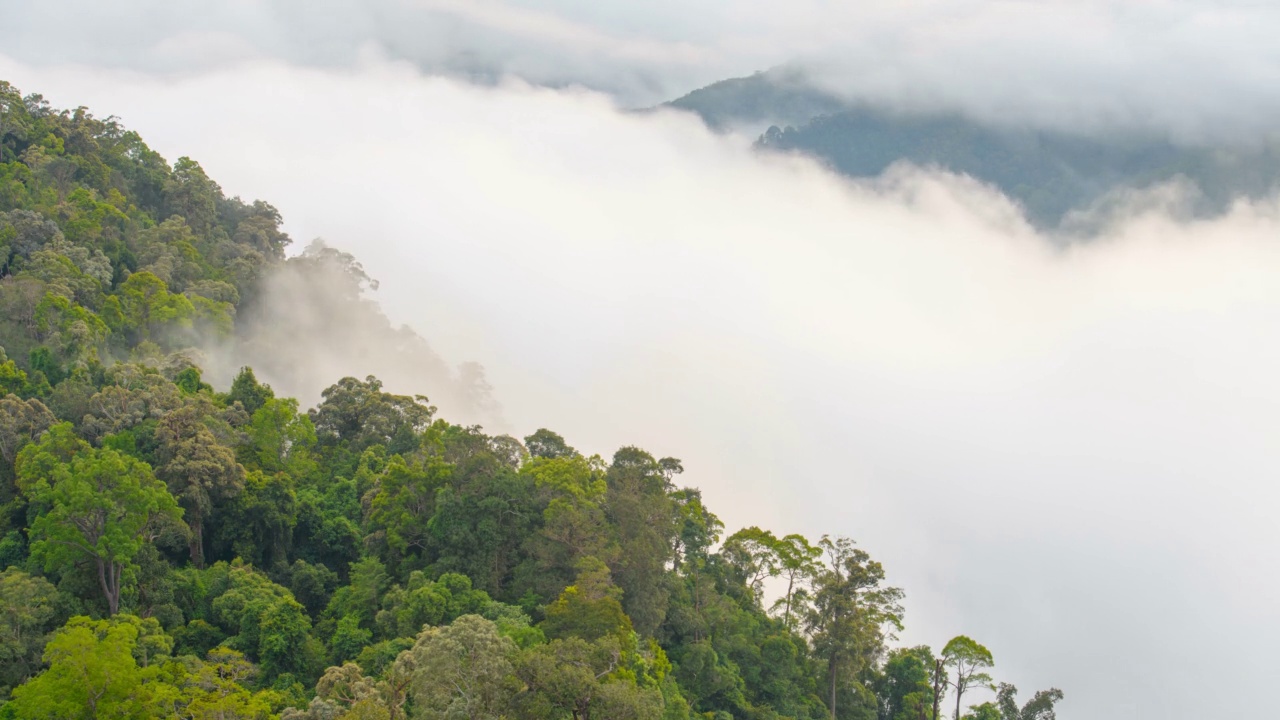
[{"x1": 0, "y1": 81, "x2": 1061, "y2": 720}]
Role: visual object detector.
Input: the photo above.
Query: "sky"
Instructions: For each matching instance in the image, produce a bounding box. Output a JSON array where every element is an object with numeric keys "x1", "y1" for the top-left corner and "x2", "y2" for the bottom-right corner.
[
  {"x1": 2, "y1": 4, "x2": 1278, "y2": 719},
  {"x1": 7, "y1": 0, "x2": 1280, "y2": 139}
]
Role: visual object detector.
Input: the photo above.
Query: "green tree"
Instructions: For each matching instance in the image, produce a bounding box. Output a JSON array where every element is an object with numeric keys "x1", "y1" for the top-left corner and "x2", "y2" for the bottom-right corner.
[
  {"x1": 962, "y1": 703, "x2": 1001, "y2": 720},
  {"x1": 227, "y1": 366, "x2": 274, "y2": 415},
  {"x1": 604, "y1": 447, "x2": 677, "y2": 636},
  {"x1": 243, "y1": 397, "x2": 316, "y2": 477},
  {"x1": 204, "y1": 560, "x2": 323, "y2": 682},
  {"x1": 112, "y1": 270, "x2": 194, "y2": 343},
  {"x1": 331, "y1": 614, "x2": 374, "y2": 664},
  {"x1": 0, "y1": 393, "x2": 54, "y2": 485},
  {"x1": 773, "y1": 533, "x2": 823, "y2": 629},
  {"x1": 309, "y1": 375, "x2": 434, "y2": 453},
  {"x1": 16, "y1": 423, "x2": 184, "y2": 614},
  {"x1": 541, "y1": 558, "x2": 634, "y2": 644},
  {"x1": 524, "y1": 428, "x2": 577, "y2": 459},
  {"x1": 941, "y1": 636, "x2": 994, "y2": 720},
  {"x1": 367, "y1": 454, "x2": 450, "y2": 559},
  {"x1": 162, "y1": 157, "x2": 218, "y2": 237},
  {"x1": 872, "y1": 646, "x2": 936, "y2": 720},
  {"x1": 173, "y1": 647, "x2": 279, "y2": 720},
  {"x1": 514, "y1": 636, "x2": 665, "y2": 720},
  {"x1": 7, "y1": 615, "x2": 159, "y2": 719},
  {"x1": 994, "y1": 683, "x2": 1064, "y2": 720},
  {"x1": 210, "y1": 468, "x2": 298, "y2": 569},
  {"x1": 720, "y1": 526, "x2": 782, "y2": 605},
  {"x1": 807, "y1": 536, "x2": 904, "y2": 720},
  {"x1": 155, "y1": 403, "x2": 245, "y2": 567},
  {"x1": 0, "y1": 568, "x2": 61, "y2": 692},
  {"x1": 407, "y1": 614, "x2": 518, "y2": 720}
]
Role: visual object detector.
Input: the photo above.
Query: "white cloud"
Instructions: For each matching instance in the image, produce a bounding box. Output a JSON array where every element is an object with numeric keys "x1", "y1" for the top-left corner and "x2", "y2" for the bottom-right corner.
[
  {"x1": 7, "y1": 0, "x2": 1280, "y2": 138},
  {"x1": 4, "y1": 56, "x2": 1278, "y2": 719}
]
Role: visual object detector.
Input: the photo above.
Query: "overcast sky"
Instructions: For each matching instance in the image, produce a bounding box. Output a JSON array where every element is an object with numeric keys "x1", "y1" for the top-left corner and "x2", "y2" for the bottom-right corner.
[
  {"x1": 3, "y1": 4, "x2": 1278, "y2": 719},
  {"x1": 7, "y1": 0, "x2": 1280, "y2": 138}
]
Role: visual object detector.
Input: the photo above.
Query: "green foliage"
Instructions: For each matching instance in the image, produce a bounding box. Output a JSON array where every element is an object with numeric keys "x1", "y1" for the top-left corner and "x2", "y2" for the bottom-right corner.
[
  {"x1": 366, "y1": 454, "x2": 449, "y2": 560},
  {"x1": 407, "y1": 615, "x2": 519, "y2": 720},
  {"x1": 808, "y1": 536, "x2": 905, "y2": 720},
  {"x1": 16, "y1": 423, "x2": 185, "y2": 614},
  {"x1": 541, "y1": 558, "x2": 633, "y2": 644},
  {"x1": 200, "y1": 560, "x2": 325, "y2": 682},
  {"x1": 228, "y1": 366, "x2": 275, "y2": 415},
  {"x1": 942, "y1": 636, "x2": 995, "y2": 720},
  {"x1": 7, "y1": 615, "x2": 158, "y2": 719},
  {"x1": 6, "y1": 613, "x2": 278, "y2": 720},
  {"x1": 994, "y1": 682, "x2": 1064, "y2": 720},
  {"x1": 0, "y1": 568, "x2": 62, "y2": 693},
  {"x1": 309, "y1": 376, "x2": 434, "y2": 454}
]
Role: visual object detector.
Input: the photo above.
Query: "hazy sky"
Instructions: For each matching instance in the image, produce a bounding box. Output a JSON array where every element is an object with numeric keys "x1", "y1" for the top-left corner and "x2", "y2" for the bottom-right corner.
[
  {"x1": 2, "y1": 4, "x2": 1277, "y2": 719},
  {"x1": 6, "y1": 0, "x2": 1280, "y2": 138}
]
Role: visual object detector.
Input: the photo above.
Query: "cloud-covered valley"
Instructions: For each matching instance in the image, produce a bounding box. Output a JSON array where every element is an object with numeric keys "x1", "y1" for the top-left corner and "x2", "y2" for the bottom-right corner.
[{"x1": 4, "y1": 56, "x2": 1275, "y2": 719}]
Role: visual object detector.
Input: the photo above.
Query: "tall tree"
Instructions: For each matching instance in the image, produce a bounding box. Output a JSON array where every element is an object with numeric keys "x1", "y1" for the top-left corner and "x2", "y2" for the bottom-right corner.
[
  {"x1": 806, "y1": 536, "x2": 904, "y2": 720},
  {"x1": 16, "y1": 423, "x2": 184, "y2": 614},
  {"x1": 524, "y1": 428, "x2": 577, "y2": 459},
  {"x1": 604, "y1": 447, "x2": 677, "y2": 636},
  {"x1": 941, "y1": 636, "x2": 995, "y2": 720},
  {"x1": 0, "y1": 568, "x2": 61, "y2": 692},
  {"x1": 0, "y1": 394, "x2": 54, "y2": 486},
  {"x1": 225, "y1": 365, "x2": 274, "y2": 415},
  {"x1": 6, "y1": 616, "x2": 155, "y2": 719},
  {"x1": 773, "y1": 533, "x2": 823, "y2": 629},
  {"x1": 309, "y1": 375, "x2": 434, "y2": 453},
  {"x1": 407, "y1": 614, "x2": 519, "y2": 720},
  {"x1": 872, "y1": 646, "x2": 936, "y2": 720},
  {"x1": 155, "y1": 403, "x2": 244, "y2": 567},
  {"x1": 995, "y1": 683, "x2": 1064, "y2": 720}
]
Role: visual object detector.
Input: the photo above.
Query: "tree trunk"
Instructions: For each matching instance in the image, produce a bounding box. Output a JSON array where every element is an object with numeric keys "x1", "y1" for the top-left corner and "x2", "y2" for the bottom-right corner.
[
  {"x1": 189, "y1": 513, "x2": 204, "y2": 569},
  {"x1": 98, "y1": 558, "x2": 120, "y2": 615},
  {"x1": 784, "y1": 574, "x2": 795, "y2": 627},
  {"x1": 955, "y1": 681, "x2": 963, "y2": 720},
  {"x1": 829, "y1": 654, "x2": 838, "y2": 720},
  {"x1": 933, "y1": 659, "x2": 944, "y2": 720}
]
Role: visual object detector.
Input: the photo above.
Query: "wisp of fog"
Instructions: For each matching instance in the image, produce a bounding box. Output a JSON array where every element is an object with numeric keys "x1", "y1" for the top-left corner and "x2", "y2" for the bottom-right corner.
[{"x1": 4, "y1": 56, "x2": 1278, "y2": 720}]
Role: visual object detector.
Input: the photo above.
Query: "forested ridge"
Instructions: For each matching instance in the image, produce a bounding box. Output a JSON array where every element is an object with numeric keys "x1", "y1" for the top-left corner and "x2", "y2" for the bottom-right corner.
[
  {"x1": 666, "y1": 70, "x2": 1280, "y2": 228},
  {"x1": 0, "y1": 81, "x2": 1062, "y2": 720}
]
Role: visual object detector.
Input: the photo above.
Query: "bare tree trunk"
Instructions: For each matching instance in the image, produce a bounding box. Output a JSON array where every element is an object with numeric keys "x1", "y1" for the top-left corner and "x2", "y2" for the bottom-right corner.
[
  {"x1": 98, "y1": 559, "x2": 120, "y2": 615},
  {"x1": 784, "y1": 574, "x2": 795, "y2": 627},
  {"x1": 829, "y1": 655, "x2": 838, "y2": 720},
  {"x1": 189, "y1": 514, "x2": 205, "y2": 569},
  {"x1": 933, "y1": 659, "x2": 944, "y2": 720}
]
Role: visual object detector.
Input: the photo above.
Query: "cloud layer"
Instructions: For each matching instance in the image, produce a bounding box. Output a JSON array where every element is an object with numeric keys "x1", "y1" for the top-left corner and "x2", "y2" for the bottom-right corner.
[
  {"x1": 4, "y1": 57, "x2": 1275, "y2": 719},
  {"x1": 7, "y1": 0, "x2": 1280, "y2": 138}
]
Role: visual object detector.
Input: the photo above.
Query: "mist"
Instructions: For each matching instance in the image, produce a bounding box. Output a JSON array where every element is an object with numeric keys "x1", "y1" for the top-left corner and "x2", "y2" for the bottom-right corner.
[
  {"x1": 8, "y1": 0, "x2": 1280, "y2": 140},
  {"x1": 5, "y1": 55, "x2": 1275, "y2": 719},
  {"x1": 201, "y1": 238, "x2": 503, "y2": 427}
]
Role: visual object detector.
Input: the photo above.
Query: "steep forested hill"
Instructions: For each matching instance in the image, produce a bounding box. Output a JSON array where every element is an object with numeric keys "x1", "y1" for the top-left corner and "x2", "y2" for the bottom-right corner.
[
  {"x1": 667, "y1": 72, "x2": 1280, "y2": 228},
  {"x1": 0, "y1": 81, "x2": 1059, "y2": 720}
]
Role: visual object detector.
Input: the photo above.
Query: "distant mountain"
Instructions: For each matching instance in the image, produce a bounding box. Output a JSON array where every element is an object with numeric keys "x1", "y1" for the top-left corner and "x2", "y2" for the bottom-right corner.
[
  {"x1": 666, "y1": 72, "x2": 1280, "y2": 228},
  {"x1": 664, "y1": 68, "x2": 850, "y2": 131}
]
